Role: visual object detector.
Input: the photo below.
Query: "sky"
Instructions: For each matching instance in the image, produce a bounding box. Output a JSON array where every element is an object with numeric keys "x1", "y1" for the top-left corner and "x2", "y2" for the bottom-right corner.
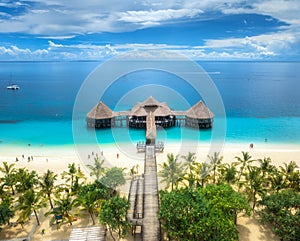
[{"x1": 0, "y1": 0, "x2": 300, "y2": 61}]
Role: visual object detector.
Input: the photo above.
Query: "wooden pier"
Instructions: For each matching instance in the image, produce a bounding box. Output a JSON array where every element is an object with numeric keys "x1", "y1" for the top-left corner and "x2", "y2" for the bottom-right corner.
[
  {"x1": 142, "y1": 145, "x2": 161, "y2": 240},
  {"x1": 127, "y1": 112, "x2": 161, "y2": 241}
]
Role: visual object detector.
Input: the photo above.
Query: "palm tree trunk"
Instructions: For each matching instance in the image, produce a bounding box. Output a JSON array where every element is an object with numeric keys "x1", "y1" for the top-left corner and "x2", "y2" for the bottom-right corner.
[
  {"x1": 89, "y1": 211, "x2": 96, "y2": 225},
  {"x1": 47, "y1": 193, "x2": 54, "y2": 209},
  {"x1": 33, "y1": 209, "x2": 40, "y2": 226},
  {"x1": 252, "y1": 192, "x2": 257, "y2": 210},
  {"x1": 213, "y1": 168, "x2": 216, "y2": 184}
]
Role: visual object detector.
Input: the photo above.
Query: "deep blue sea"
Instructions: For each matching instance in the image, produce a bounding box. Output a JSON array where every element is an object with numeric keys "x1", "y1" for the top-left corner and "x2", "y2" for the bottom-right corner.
[{"x1": 1, "y1": 61, "x2": 300, "y2": 147}]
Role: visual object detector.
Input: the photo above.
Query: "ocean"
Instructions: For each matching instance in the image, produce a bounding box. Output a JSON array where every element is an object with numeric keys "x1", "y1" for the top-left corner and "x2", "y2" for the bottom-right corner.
[{"x1": 1, "y1": 61, "x2": 300, "y2": 148}]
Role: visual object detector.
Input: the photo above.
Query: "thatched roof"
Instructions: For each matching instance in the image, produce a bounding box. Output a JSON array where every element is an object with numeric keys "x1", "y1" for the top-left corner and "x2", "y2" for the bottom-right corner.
[
  {"x1": 86, "y1": 101, "x2": 113, "y2": 119},
  {"x1": 186, "y1": 101, "x2": 214, "y2": 119},
  {"x1": 142, "y1": 96, "x2": 160, "y2": 107},
  {"x1": 130, "y1": 96, "x2": 173, "y2": 117}
]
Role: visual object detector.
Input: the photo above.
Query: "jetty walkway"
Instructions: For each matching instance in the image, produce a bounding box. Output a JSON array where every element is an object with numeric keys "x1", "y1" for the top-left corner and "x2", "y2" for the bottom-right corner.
[{"x1": 127, "y1": 112, "x2": 161, "y2": 241}]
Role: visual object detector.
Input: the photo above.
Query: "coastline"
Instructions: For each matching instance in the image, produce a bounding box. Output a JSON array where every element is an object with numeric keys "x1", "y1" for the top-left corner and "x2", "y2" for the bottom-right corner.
[{"x1": 1, "y1": 141, "x2": 300, "y2": 175}]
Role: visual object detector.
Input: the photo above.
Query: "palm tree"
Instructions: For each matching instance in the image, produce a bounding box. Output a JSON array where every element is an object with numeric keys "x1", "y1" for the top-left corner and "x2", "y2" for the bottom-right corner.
[
  {"x1": 159, "y1": 153, "x2": 184, "y2": 191},
  {"x1": 17, "y1": 189, "x2": 46, "y2": 226},
  {"x1": 257, "y1": 157, "x2": 276, "y2": 191},
  {"x1": 48, "y1": 194, "x2": 77, "y2": 226},
  {"x1": 220, "y1": 163, "x2": 237, "y2": 185},
  {"x1": 280, "y1": 161, "x2": 298, "y2": 176},
  {"x1": 244, "y1": 166, "x2": 265, "y2": 210},
  {"x1": 62, "y1": 163, "x2": 77, "y2": 189},
  {"x1": 14, "y1": 168, "x2": 38, "y2": 193},
  {"x1": 73, "y1": 166, "x2": 86, "y2": 193},
  {"x1": 208, "y1": 152, "x2": 223, "y2": 184},
  {"x1": 39, "y1": 170, "x2": 58, "y2": 209},
  {"x1": 269, "y1": 169, "x2": 285, "y2": 193},
  {"x1": 234, "y1": 152, "x2": 254, "y2": 184},
  {"x1": 86, "y1": 155, "x2": 106, "y2": 180},
  {"x1": 0, "y1": 162, "x2": 16, "y2": 195},
  {"x1": 280, "y1": 161, "x2": 299, "y2": 190},
  {"x1": 195, "y1": 162, "x2": 211, "y2": 187},
  {"x1": 258, "y1": 157, "x2": 273, "y2": 178},
  {"x1": 128, "y1": 165, "x2": 138, "y2": 180},
  {"x1": 62, "y1": 163, "x2": 86, "y2": 193},
  {"x1": 74, "y1": 186, "x2": 104, "y2": 225},
  {"x1": 181, "y1": 152, "x2": 196, "y2": 187}
]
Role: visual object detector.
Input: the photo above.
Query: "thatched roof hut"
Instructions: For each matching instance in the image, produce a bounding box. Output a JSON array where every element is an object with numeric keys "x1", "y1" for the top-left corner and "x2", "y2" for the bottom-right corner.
[
  {"x1": 186, "y1": 100, "x2": 214, "y2": 119},
  {"x1": 86, "y1": 101, "x2": 113, "y2": 120},
  {"x1": 185, "y1": 100, "x2": 214, "y2": 128},
  {"x1": 86, "y1": 101, "x2": 114, "y2": 128}
]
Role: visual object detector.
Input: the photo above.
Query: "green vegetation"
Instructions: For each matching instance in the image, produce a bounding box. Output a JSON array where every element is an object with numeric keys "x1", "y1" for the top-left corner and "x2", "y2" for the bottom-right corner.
[
  {"x1": 159, "y1": 185, "x2": 250, "y2": 241},
  {"x1": 0, "y1": 159, "x2": 129, "y2": 238},
  {"x1": 99, "y1": 195, "x2": 131, "y2": 241},
  {"x1": 158, "y1": 151, "x2": 300, "y2": 241},
  {"x1": 259, "y1": 189, "x2": 300, "y2": 241},
  {"x1": 0, "y1": 150, "x2": 299, "y2": 240}
]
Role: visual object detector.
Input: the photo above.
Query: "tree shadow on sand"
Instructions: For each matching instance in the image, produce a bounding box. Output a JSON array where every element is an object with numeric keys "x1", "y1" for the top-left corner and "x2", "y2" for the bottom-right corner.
[{"x1": 237, "y1": 213, "x2": 279, "y2": 241}]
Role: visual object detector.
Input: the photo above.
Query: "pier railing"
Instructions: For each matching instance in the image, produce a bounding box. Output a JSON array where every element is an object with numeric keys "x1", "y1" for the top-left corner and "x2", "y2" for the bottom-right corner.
[{"x1": 136, "y1": 141, "x2": 164, "y2": 152}]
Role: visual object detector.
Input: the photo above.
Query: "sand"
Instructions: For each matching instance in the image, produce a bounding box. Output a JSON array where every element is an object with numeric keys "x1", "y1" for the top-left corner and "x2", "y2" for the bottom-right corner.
[{"x1": 1, "y1": 141, "x2": 299, "y2": 240}]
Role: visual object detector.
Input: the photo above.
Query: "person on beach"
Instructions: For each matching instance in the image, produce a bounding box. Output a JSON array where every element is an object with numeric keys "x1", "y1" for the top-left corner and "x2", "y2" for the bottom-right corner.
[{"x1": 41, "y1": 229, "x2": 45, "y2": 236}]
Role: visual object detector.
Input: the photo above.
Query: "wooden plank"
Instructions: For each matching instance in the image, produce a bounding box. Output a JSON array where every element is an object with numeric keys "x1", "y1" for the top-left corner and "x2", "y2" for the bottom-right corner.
[{"x1": 142, "y1": 145, "x2": 161, "y2": 241}]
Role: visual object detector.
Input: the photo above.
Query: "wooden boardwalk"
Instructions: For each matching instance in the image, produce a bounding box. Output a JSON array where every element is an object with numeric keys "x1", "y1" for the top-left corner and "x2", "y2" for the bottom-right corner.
[
  {"x1": 142, "y1": 145, "x2": 161, "y2": 241},
  {"x1": 127, "y1": 112, "x2": 161, "y2": 241}
]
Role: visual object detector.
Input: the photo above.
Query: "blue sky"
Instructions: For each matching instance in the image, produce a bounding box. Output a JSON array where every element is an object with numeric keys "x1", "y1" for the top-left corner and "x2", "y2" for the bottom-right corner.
[{"x1": 0, "y1": 0, "x2": 300, "y2": 61}]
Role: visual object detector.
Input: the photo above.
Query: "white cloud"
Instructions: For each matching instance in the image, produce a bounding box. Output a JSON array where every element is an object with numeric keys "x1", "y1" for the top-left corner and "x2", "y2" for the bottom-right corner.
[
  {"x1": 201, "y1": 30, "x2": 299, "y2": 58},
  {"x1": 48, "y1": 40, "x2": 63, "y2": 48},
  {"x1": 38, "y1": 35, "x2": 76, "y2": 40},
  {"x1": 253, "y1": 0, "x2": 300, "y2": 25},
  {"x1": 0, "y1": 0, "x2": 300, "y2": 60},
  {"x1": 0, "y1": 45, "x2": 49, "y2": 59},
  {"x1": 0, "y1": 37, "x2": 294, "y2": 61},
  {"x1": 118, "y1": 8, "x2": 203, "y2": 24},
  {"x1": 0, "y1": 0, "x2": 298, "y2": 40}
]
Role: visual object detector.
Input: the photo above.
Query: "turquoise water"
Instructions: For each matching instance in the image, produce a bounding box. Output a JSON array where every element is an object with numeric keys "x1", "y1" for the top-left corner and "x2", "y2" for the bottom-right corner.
[
  {"x1": 1, "y1": 61, "x2": 300, "y2": 147},
  {"x1": 0, "y1": 117, "x2": 299, "y2": 147}
]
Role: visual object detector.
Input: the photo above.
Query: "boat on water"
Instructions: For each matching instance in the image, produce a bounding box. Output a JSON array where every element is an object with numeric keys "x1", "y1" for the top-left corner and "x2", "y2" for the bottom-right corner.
[{"x1": 6, "y1": 84, "x2": 20, "y2": 90}]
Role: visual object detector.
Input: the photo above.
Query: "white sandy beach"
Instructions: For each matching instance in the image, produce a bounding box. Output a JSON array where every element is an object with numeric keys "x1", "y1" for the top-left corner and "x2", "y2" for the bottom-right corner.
[
  {"x1": 1, "y1": 141, "x2": 299, "y2": 240},
  {"x1": 2, "y1": 141, "x2": 299, "y2": 176}
]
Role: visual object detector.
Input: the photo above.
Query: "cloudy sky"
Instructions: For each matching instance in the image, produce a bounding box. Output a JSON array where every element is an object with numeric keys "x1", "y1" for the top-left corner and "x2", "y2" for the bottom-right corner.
[{"x1": 0, "y1": 0, "x2": 300, "y2": 61}]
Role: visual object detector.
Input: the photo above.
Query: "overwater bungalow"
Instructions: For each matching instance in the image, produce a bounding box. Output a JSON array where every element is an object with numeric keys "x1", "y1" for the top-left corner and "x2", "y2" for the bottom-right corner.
[
  {"x1": 185, "y1": 100, "x2": 214, "y2": 128},
  {"x1": 86, "y1": 96, "x2": 214, "y2": 129},
  {"x1": 128, "y1": 96, "x2": 176, "y2": 128},
  {"x1": 86, "y1": 101, "x2": 114, "y2": 128}
]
